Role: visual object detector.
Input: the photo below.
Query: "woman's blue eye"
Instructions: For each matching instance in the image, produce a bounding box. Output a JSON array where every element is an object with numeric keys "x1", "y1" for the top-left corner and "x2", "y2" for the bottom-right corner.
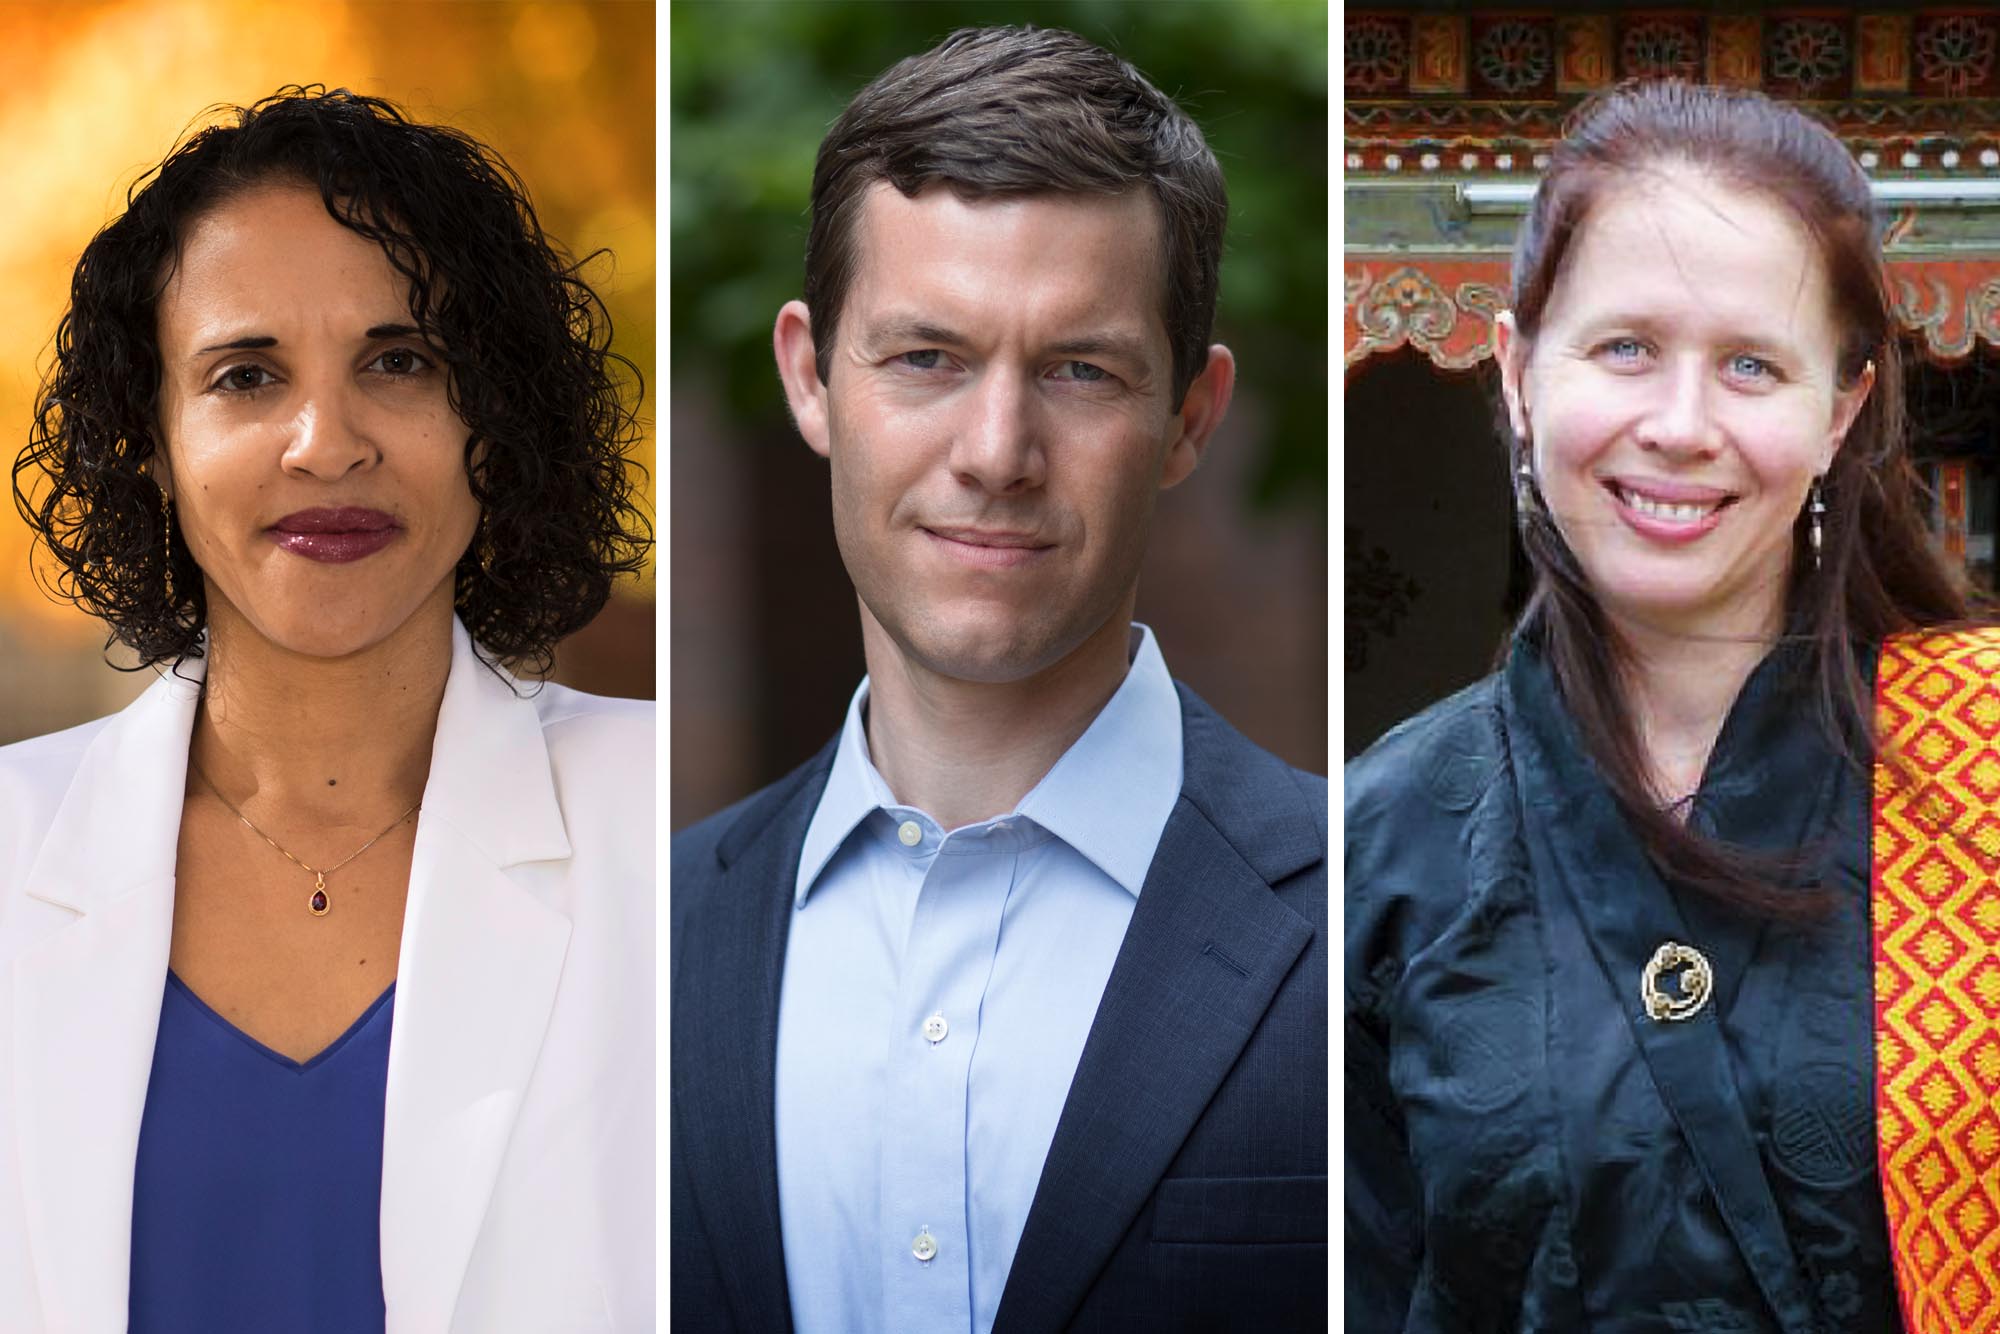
[
  {"x1": 1603, "y1": 338, "x2": 1645, "y2": 362},
  {"x1": 1729, "y1": 353, "x2": 1773, "y2": 379}
]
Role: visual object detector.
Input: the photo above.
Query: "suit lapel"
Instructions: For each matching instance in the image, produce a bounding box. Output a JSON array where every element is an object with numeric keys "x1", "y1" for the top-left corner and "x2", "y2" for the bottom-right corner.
[
  {"x1": 377, "y1": 624, "x2": 573, "y2": 1331},
  {"x1": 12, "y1": 666, "x2": 199, "y2": 1330},
  {"x1": 672, "y1": 749, "x2": 832, "y2": 1334},
  {"x1": 993, "y1": 692, "x2": 1321, "y2": 1334}
]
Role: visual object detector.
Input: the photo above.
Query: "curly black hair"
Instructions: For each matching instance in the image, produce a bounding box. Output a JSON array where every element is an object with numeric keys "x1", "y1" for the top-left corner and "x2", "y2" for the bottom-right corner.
[{"x1": 16, "y1": 85, "x2": 651, "y2": 674}]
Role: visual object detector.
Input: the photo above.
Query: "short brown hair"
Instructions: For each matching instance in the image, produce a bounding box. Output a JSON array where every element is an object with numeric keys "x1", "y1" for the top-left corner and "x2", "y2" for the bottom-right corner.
[{"x1": 803, "y1": 25, "x2": 1227, "y2": 405}]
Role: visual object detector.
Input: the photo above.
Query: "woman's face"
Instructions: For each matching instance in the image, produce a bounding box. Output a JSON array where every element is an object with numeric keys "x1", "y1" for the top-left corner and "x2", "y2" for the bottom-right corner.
[
  {"x1": 1498, "y1": 166, "x2": 1873, "y2": 645},
  {"x1": 153, "y1": 183, "x2": 479, "y2": 662}
]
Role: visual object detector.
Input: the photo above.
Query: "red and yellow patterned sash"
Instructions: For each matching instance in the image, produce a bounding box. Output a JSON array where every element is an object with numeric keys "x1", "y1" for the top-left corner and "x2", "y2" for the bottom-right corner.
[{"x1": 1875, "y1": 629, "x2": 2000, "y2": 1334}]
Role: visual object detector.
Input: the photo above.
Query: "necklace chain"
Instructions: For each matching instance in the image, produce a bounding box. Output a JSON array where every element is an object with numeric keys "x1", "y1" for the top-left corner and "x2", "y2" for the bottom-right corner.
[{"x1": 190, "y1": 764, "x2": 419, "y2": 914}]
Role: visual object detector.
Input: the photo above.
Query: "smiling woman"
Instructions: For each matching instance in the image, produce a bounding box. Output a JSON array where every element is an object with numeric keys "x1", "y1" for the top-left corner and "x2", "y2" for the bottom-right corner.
[
  {"x1": 1495, "y1": 168, "x2": 1873, "y2": 670},
  {"x1": 0, "y1": 88, "x2": 654, "y2": 1333},
  {"x1": 155, "y1": 185, "x2": 483, "y2": 662},
  {"x1": 1345, "y1": 81, "x2": 1990, "y2": 1331}
]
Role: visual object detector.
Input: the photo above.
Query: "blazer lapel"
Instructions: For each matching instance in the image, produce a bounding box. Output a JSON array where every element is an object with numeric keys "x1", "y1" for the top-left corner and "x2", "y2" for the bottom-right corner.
[
  {"x1": 671, "y1": 747, "x2": 833, "y2": 1334},
  {"x1": 12, "y1": 666, "x2": 200, "y2": 1330},
  {"x1": 993, "y1": 693, "x2": 1321, "y2": 1334},
  {"x1": 378, "y1": 625, "x2": 573, "y2": 1331}
]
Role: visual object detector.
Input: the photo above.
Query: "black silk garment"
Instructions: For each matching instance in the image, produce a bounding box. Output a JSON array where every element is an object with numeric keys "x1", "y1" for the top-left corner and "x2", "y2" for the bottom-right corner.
[{"x1": 1346, "y1": 636, "x2": 1902, "y2": 1333}]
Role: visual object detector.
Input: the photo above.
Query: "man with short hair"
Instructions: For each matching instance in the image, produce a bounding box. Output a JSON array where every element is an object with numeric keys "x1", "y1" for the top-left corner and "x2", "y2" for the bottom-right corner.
[{"x1": 672, "y1": 26, "x2": 1326, "y2": 1333}]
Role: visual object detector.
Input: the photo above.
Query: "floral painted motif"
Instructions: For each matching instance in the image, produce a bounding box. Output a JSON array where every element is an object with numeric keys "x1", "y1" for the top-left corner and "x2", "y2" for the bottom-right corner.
[
  {"x1": 1915, "y1": 15, "x2": 1998, "y2": 98},
  {"x1": 1707, "y1": 15, "x2": 1763, "y2": 87},
  {"x1": 1556, "y1": 16, "x2": 1612, "y2": 91},
  {"x1": 1346, "y1": 17, "x2": 1410, "y2": 95},
  {"x1": 1475, "y1": 20, "x2": 1552, "y2": 95},
  {"x1": 1345, "y1": 265, "x2": 1506, "y2": 372},
  {"x1": 1346, "y1": 528, "x2": 1421, "y2": 673},
  {"x1": 1856, "y1": 14, "x2": 1913, "y2": 94},
  {"x1": 1340, "y1": 260, "x2": 2000, "y2": 373},
  {"x1": 1354, "y1": 8, "x2": 2000, "y2": 125},
  {"x1": 1768, "y1": 18, "x2": 1849, "y2": 95},
  {"x1": 1891, "y1": 268, "x2": 2000, "y2": 363},
  {"x1": 1352, "y1": 267, "x2": 1460, "y2": 361},
  {"x1": 1410, "y1": 14, "x2": 1468, "y2": 94},
  {"x1": 1621, "y1": 19, "x2": 1701, "y2": 80}
]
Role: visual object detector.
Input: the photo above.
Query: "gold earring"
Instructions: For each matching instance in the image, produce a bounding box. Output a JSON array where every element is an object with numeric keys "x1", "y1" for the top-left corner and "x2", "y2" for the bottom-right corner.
[
  {"x1": 160, "y1": 488, "x2": 174, "y2": 603},
  {"x1": 477, "y1": 518, "x2": 495, "y2": 576}
]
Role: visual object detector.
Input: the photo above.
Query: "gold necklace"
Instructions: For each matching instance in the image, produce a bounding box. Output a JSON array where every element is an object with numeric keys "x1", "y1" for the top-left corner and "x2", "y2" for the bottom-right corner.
[{"x1": 190, "y1": 765, "x2": 419, "y2": 917}]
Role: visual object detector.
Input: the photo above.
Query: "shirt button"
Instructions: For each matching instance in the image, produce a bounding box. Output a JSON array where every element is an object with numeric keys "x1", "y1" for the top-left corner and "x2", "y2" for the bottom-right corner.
[
  {"x1": 898, "y1": 820, "x2": 922, "y2": 847},
  {"x1": 912, "y1": 1228, "x2": 938, "y2": 1262},
  {"x1": 923, "y1": 1013, "x2": 949, "y2": 1043}
]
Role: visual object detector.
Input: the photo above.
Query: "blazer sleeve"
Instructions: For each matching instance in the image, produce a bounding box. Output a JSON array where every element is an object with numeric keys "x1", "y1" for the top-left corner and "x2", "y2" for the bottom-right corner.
[
  {"x1": 669, "y1": 816, "x2": 739, "y2": 1331},
  {"x1": 669, "y1": 1108, "x2": 734, "y2": 1329}
]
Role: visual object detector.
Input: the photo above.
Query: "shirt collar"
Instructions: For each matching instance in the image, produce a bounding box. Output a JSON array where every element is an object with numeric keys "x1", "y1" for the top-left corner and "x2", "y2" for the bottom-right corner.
[
  {"x1": 793, "y1": 683, "x2": 900, "y2": 905},
  {"x1": 794, "y1": 623, "x2": 1184, "y2": 906}
]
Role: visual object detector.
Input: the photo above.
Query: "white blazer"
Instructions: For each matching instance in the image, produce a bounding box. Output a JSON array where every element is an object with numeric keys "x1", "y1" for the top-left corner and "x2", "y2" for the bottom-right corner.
[{"x1": 0, "y1": 619, "x2": 654, "y2": 1333}]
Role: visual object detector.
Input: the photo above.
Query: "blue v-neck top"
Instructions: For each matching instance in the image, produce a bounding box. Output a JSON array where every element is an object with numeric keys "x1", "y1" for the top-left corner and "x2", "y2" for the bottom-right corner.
[{"x1": 129, "y1": 971, "x2": 395, "y2": 1333}]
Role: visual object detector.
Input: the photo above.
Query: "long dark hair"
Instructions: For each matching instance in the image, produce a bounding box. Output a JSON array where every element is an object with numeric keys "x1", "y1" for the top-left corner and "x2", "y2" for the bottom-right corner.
[{"x1": 1504, "y1": 80, "x2": 1967, "y2": 915}]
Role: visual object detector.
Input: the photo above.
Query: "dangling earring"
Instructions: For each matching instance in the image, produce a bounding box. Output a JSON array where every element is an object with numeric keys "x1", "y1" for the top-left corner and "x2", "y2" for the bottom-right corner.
[
  {"x1": 160, "y1": 487, "x2": 174, "y2": 602},
  {"x1": 477, "y1": 514, "x2": 496, "y2": 578},
  {"x1": 1514, "y1": 457, "x2": 1541, "y2": 520},
  {"x1": 1809, "y1": 475, "x2": 1827, "y2": 572}
]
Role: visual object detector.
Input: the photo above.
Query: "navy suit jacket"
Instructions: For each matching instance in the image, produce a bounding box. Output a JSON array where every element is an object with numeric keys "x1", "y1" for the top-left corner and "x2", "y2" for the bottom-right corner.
[{"x1": 671, "y1": 684, "x2": 1328, "y2": 1332}]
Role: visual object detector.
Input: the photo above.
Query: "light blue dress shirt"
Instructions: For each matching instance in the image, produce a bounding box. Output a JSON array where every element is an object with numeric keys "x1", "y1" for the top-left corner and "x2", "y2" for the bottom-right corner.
[{"x1": 774, "y1": 624, "x2": 1184, "y2": 1334}]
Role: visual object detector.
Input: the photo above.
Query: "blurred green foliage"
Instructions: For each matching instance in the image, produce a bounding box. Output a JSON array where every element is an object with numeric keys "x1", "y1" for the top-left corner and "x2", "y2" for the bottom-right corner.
[{"x1": 669, "y1": 0, "x2": 1327, "y2": 515}]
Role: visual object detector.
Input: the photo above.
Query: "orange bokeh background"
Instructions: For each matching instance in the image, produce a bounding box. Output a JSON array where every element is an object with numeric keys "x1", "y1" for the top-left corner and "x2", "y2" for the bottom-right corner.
[{"x1": 0, "y1": 0, "x2": 655, "y2": 737}]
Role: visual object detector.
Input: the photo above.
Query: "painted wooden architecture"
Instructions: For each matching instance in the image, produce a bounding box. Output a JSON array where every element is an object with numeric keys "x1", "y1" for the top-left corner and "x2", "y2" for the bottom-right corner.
[{"x1": 1345, "y1": 7, "x2": 2000, "y2": 754}]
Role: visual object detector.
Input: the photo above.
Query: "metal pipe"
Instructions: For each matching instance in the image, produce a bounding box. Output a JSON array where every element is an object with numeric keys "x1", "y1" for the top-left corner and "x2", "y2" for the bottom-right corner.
[{"x1": 1457, "y1": 178, "x2": 2000, "y2": 214}]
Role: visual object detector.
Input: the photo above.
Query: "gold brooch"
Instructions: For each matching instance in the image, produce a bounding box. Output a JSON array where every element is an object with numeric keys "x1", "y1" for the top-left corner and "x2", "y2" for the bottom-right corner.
[{"x1": 1641, "y1": 941, "x2": 1713, "y2": 1022}]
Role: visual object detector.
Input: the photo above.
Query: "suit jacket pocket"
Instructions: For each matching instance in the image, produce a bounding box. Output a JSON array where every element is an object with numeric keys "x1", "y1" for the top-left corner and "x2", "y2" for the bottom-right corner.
[{"x1": 1150, "y1": 1174, "x2": 1328, "y2": 1244}]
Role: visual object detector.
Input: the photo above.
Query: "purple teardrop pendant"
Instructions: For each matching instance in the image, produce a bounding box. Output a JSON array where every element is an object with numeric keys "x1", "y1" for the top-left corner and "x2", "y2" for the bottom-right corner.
[{"x1": 309, "y1": 872, "x2": 330, "y2": 917}]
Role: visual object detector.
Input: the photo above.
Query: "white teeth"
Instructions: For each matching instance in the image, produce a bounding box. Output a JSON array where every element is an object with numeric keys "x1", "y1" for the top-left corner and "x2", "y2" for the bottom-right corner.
[{"x1": 1620, "y1": 488, "x2": 1716, "y2": 522}]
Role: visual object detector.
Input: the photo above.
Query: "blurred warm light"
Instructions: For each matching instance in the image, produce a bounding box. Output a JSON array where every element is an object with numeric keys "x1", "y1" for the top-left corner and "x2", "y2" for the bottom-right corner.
[
  {"x1": 0, "y1": 0, "x2": 655, "y2": 655},
  {"x1": 513, "y1": 4, "x2": 600, "y2": 84},
  {"x1": 582, "y1": 206, "x2": 658, "y2": 288}
]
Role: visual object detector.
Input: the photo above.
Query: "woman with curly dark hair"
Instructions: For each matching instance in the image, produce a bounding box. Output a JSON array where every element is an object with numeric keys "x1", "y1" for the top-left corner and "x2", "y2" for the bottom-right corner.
[{"x1": 0, "y1": 87, "x2": 653, "y2": 1333}]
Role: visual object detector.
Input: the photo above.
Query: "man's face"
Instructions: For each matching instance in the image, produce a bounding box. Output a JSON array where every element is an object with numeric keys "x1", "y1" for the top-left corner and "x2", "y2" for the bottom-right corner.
[{"x1": 784, "y1": 183, "x2": 1221, "y2": 686}]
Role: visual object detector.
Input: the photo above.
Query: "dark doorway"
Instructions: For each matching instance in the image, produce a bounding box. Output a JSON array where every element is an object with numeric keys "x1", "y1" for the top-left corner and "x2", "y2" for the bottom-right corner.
[
  {"x1": 1345, "y1": 350, "x2": 1514, "y2": 757},
  {"x1": 1907, "y1": 341, "x2": 2000, "y2": 598}
]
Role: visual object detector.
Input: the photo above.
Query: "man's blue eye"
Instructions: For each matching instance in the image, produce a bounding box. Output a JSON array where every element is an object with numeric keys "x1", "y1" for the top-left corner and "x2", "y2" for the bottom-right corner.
[
  {"x1": 900, "y1": 350, "x2": 943, "y2": 370},
  {"x1": 1059, "y1": 361, "x2": 1108, "y2": 382},
  {"x1": 1730, "y1": 353, "x2": 1773, "y2": 379}
]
